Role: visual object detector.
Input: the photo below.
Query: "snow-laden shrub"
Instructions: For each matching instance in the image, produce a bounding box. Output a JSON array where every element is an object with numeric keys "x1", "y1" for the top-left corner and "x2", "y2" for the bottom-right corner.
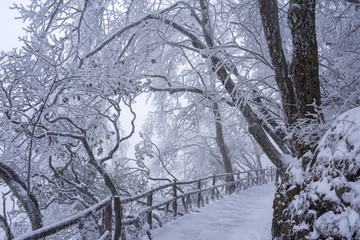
[{"x1": 273, "y1": 107, "x2": 360, "y2": 240}]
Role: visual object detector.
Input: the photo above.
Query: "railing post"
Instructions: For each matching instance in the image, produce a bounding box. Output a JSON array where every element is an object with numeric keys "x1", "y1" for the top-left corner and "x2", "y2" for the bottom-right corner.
[
  {"x1": 182, "y1": 196, "x2": 188, "y2": 213},
  {"x1": 113, "y1": 196, "x2": 125, "y2": 240},
  {"x1": 165, "y1": 203, "x2": 169, "y2": 214},
  {"x1": 211, "y1": 174, "x2": 216, "y2": 201},
  {"x1": 172, "y1": 180, "x2": 177, "y2": 218},
  {"x1": 237, "y1": 170, "x2": 241, "y2": 190},
  {"x1": 256, "y1": 169, "x2": 259, "y2": 185},
  {"x1": 247, "y1": 171, "x2": 251, "y2": 187},
  {"x1": 103, "y1": 202, "x2": 112, "y2": 236},
  {"x1": 197, "y1": 180, "x2": 202, "y2": 208},
  {"x1": 147, "y1": 191, "x2": 153, "y2": 229},
  {"x1": 186, "y1": 195, "x2": 192, "y2": 210},
  {"x1": 225, "y1": 174, "x2": 228, "y2": 195},
  {"x1": 262, "y1": 169, "x2": 266, "y2": 184}
]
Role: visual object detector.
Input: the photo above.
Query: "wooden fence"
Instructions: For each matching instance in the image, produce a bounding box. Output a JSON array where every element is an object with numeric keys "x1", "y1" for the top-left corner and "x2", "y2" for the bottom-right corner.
[{"x1": 14, "y1": 167, "x2": 275, "y2": 240}]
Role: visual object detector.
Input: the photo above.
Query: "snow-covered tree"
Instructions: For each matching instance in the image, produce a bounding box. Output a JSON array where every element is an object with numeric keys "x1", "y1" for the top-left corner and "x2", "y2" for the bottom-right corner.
[{"x1": 1, "y1": 0, "x2": 359, "y2": 239}]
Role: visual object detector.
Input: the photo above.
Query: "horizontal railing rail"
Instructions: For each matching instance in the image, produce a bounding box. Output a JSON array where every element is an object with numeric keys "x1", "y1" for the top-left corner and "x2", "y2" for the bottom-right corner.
[{"x1": 15, "y1": 167, "x2": 275, "y2": 240}]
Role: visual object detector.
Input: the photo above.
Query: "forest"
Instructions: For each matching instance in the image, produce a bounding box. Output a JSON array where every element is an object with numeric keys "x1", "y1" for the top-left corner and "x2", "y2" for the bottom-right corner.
[{"x1": 0, "y1": 0, "x2": 359, "y2": 239}]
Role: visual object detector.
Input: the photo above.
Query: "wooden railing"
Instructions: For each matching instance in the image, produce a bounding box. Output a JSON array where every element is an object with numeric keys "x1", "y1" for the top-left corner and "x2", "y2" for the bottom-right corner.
[{"x1": 14, "y1": 167, "x2": 275, "y2": 240}]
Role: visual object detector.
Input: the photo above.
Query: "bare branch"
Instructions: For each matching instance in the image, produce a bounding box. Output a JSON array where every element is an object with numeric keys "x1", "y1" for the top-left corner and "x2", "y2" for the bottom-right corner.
[
  {"x1": 79, "y1": 1, "x2": 194, "y2": 67},
  {"x1": 49, "y1": 156, "x2": 98, "y2": 204},
  {"x1": 99, "y1": 96, "x2": 136, "y2": 164},
  {"x1": 77, "y1": 0, "x2": 89, "y2": 43}
]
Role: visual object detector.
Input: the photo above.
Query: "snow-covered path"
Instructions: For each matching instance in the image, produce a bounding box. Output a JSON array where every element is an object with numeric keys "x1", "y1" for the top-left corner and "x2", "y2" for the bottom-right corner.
[{"x1": 151, "y1": 184, "x2": 276, "y2": 240}]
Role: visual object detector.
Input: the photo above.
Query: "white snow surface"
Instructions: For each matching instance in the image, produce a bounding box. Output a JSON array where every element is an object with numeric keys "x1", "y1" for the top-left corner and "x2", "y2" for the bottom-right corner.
[{"x1": 151, "y1": 184, "x2": 276, "y2": 240}]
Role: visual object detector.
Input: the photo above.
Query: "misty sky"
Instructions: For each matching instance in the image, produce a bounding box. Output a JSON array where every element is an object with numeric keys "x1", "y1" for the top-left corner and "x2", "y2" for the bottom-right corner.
[{"x1": 1, "y1": 0, "x2": 27, "y2": 52}]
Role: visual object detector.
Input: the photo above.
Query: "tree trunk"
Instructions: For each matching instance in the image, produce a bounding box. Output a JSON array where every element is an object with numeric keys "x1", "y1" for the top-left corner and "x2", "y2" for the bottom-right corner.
[{"x1": 212, "y1": 102, "x2": 235, "y2": 194}]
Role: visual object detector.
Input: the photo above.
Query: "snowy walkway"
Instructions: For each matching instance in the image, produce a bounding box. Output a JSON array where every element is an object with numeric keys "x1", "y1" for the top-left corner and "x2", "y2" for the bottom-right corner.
[{"x1": 151, "y1": 184, "x2": 276, "y2": 240}]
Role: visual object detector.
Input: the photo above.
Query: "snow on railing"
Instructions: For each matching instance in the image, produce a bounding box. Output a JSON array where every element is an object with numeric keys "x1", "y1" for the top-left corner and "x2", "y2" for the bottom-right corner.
[{"x1": 14, "y1": 167, "x2": 275, "y2": 240}]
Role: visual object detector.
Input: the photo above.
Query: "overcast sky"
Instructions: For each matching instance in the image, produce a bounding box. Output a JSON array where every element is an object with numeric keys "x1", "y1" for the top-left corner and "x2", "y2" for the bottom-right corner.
[{"x1": 0, "y1": 0, "x2": 28, "y2": 52}]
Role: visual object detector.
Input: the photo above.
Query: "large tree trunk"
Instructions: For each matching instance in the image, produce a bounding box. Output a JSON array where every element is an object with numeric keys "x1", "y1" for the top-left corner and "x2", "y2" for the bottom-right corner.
[
  {"x1": 212, "y1": 102, "x2": 235, "y2": 194},
  {"x1": 288, "y1": 0, "x2": 322, "y2": 158}
]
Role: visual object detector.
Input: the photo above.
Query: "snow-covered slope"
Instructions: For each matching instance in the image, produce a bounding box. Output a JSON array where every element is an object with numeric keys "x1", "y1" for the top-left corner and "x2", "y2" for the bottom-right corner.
[
  {"x1": 273, "y1": 107, "x2": 360, "y2": 239},
  {"x1": 151, "y1": 184, "x2": 276, "y2": 240}
]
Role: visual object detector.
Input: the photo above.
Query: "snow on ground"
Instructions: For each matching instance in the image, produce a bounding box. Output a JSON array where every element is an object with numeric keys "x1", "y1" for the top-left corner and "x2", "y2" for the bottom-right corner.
[{"x1": 151, "y1": 184, "x2": 276, "y2": 240}]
